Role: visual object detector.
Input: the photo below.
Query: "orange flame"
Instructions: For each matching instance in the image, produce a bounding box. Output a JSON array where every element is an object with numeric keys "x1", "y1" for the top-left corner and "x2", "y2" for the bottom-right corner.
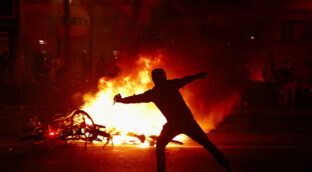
[
  {"x1": 80, "y1": 53, "x2": 239, "y2": 146},
  {"x1": 80, "y1": 54, "x2": 186, "y2": 145}
]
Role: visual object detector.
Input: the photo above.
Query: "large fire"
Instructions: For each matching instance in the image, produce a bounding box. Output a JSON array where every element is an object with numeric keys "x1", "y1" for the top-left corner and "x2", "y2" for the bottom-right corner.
[
  {"x1": 80, "y1": 54, "x2": 186, "y2": 146},
  {"x1": 80, "y1": 53, "x2": 239, "y2": 146}
]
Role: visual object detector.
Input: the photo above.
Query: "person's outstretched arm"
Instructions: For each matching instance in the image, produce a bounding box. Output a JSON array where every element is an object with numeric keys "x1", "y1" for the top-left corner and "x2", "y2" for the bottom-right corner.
[
  {"x1": 174, "y1": 72, "x2": 207, "y2": 88},
  {"x1": 114, "y1": 90, "x2": 153, "y2": 104}
]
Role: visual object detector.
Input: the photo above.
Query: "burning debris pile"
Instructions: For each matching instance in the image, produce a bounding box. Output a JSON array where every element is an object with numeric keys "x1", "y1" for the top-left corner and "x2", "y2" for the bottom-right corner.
[
  {"x1": 20, "y1": 109, "x2": 182, "y2": 147},
  {"x1": 21, "y1": 110, "x2": 113, "y2": 147}
]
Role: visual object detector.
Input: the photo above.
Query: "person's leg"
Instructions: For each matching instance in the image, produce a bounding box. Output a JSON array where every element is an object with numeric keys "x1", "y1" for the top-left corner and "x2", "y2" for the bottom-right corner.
[
  {"x1": 184, "y1": 121, "x2": 231, "y2": 171},
  {"x1": 156, "y1": 124, "x2": 179, "y2": 172}
]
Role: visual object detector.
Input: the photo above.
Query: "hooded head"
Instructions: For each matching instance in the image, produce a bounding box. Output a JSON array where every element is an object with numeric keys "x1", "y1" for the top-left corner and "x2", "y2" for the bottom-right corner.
[{"x1": 152, "y1": 68, "x2": 167, "y2": 86}]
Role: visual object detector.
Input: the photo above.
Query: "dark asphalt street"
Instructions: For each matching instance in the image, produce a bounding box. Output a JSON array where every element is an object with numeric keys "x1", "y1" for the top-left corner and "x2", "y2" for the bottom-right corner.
[
  {"x1": 1, "y1": 143, "x2": 312, "y2": 172},
  {"x1": 0, "y1": 106, "x2": 312, "y2": 172}
]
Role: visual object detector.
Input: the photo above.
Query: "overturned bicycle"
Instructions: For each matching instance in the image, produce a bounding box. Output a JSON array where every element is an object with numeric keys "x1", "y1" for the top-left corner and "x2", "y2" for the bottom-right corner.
[{"x1": 20, "y1": 109, "x2": 182, "y2": 147}]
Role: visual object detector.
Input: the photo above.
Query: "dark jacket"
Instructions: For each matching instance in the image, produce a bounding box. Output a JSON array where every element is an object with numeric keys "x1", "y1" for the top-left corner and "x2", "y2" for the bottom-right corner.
[{"x1": 119, "y1": 74, "x2": 201, "y2": 124}]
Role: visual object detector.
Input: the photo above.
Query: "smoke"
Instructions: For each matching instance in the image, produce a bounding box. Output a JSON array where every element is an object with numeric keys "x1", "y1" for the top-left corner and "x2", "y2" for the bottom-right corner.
[
  {"x1": 115, "y1": 0, "x2": 297, "y2": 132},
  {"x1": 84, "y1": 0, "x2": 300, "y2": 133},
  {"x1": 110, "y1": 47, "x2": 241, "y2": 132},
  {"x1": 162, "y1": 52, "x2": 242, "y2": 132},
  {"x1": 136, "y1": 0, "x2": 296, "y2": 131}
]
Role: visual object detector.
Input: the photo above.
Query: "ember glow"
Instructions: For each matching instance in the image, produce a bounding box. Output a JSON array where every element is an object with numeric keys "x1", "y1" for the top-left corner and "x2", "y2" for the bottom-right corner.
[{"x1": 81, "y1": 54, "x2": 187, "y2": 146}]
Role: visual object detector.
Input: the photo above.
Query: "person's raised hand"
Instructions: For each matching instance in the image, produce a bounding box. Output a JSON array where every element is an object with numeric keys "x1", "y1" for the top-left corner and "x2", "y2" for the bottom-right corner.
[{"x1": 113, "y1": 94, "x2": 122, "y2": 104}]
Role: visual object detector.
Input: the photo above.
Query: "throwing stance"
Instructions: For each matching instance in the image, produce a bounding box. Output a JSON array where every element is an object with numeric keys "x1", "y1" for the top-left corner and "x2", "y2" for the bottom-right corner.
[{"x1": 114, "y1": 68, "x2": 231, "y2": 172}]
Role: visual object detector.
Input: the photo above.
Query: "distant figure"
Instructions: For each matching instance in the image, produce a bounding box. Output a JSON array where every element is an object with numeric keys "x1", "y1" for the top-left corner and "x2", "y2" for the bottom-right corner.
[
  {"x1": 0, "y1": 51, "x2": 9, "y2": 70},
  {"x1": 34, "y1": 50, "x2": 49, "y2": 82},
  {"x1": 277, "y1": 60, "x2": 286, "y2": 105},
  {"x1": 96, "y1": 57, "x2": 106, "y2": 80},
  {"x1": 0, "y1": 51, "x2": 10, "y2": 83},
  {"x1": 114, "y1": 68, "x2": 232, "y2": 172},
  {"x1": 106, "y1": 51, "x2": 120, "y2": 78},
  {"x1": 49, "y1": 58, "x2": 57, "y2": 84},
  {"x1": 262, "y1": 56, "x2": 276, "y2": 86},
  {"x1": 308, "y1": 62, "x2": 312, "y2": 84},
  {"x1": 278, "y1": 59, "x2": 296, "y2": 106}
]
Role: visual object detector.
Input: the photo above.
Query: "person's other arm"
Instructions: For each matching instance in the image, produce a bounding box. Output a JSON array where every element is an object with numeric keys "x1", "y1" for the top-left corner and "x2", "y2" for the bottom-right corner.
[
  {"x1": 174, "y1": 72, "x2": 207, "y2": 88},
  {"x1": 114, "y1": 90, "x2": 153, "y2": 104}
]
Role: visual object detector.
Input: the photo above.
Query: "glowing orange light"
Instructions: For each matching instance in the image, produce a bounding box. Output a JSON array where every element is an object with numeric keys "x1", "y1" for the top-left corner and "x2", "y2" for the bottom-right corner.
[
  {"x1": 80, "y1": 54, "x2": 188, "y2": 145},
  {"x1": 80, "y1": 53, "x2": 239, "y2": 146}
]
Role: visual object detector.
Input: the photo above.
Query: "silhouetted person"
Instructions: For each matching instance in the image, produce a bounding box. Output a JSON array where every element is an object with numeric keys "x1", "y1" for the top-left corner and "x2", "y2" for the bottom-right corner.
[
  {"x1": 106, "y1": 51, "x2": 120, "y2": 78},
  {"x1": 278, "y1": 59, "x2": 295, "y2": 107},
  {"x1": 308, "y1": 62, "x2": 312, "y2": 84},
  {"x1": 114, "y1": 68, "x2": 232, "y2": 172},
  {"x1": 262, "y1": 56, "x2": 276, "y2": 86}
]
